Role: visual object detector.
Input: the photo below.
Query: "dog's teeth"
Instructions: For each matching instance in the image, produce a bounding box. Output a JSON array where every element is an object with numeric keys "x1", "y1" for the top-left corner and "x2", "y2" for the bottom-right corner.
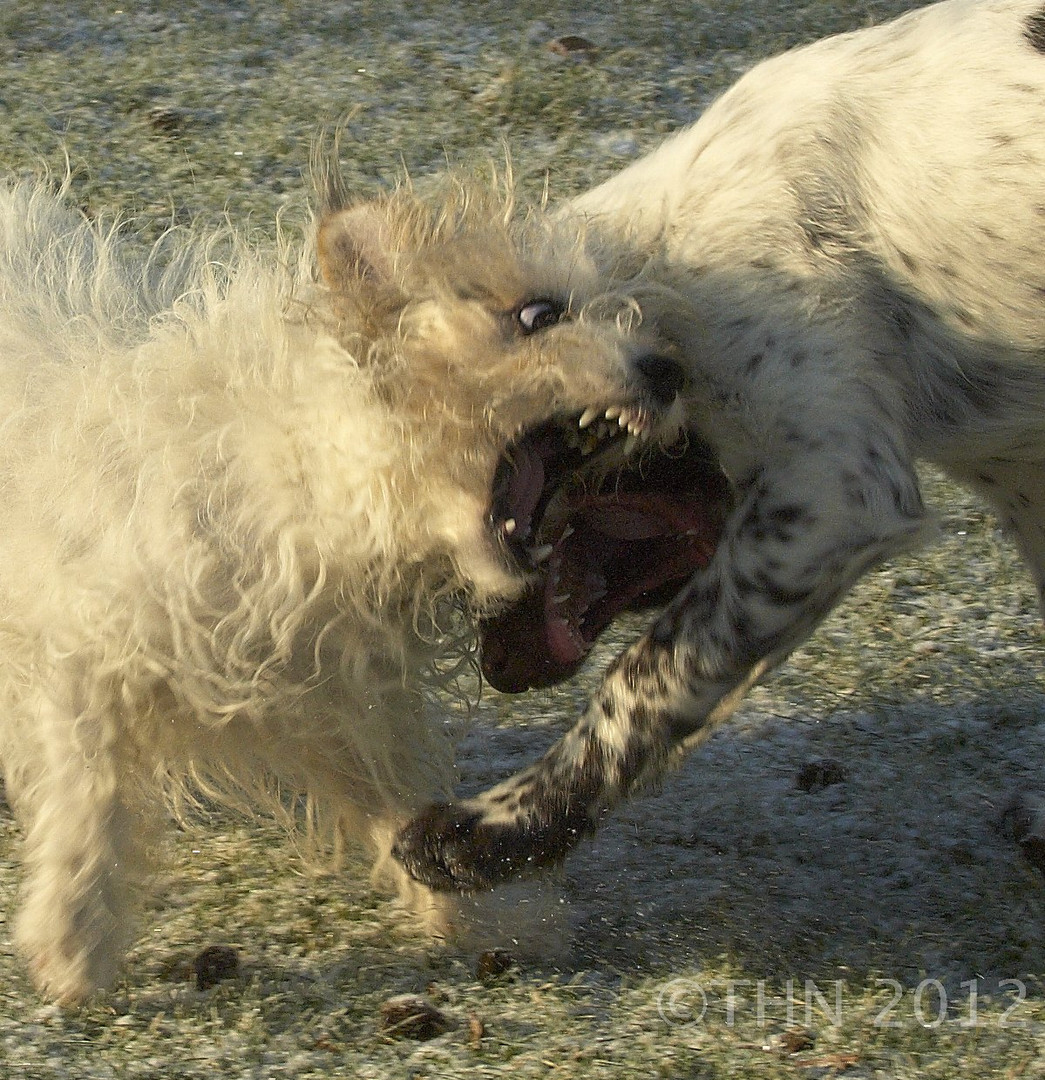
[
  {"x1": 578, "y1": 406, "x2": 600, "y2": 429},
  {"x1": 553, "y1": 593, "x2": 571, "y2": 605},
  {"x1": 618, "y1": 406, "x2": 646, "y2": 434},
  {"x1": 530, "y1": 543, "x2": 554, "y2": 563},
  {"x1": 619, "y1": 406, "x2": 649, "y2": 436},
  {"x1": 604, "y1": 405, "x2": 622, "y2": 421},
  {"x1": 581, "y1": 434, "x2": 600, "y2": 455},
  {"x1": 503, "y1": 518, "x2": 517, "y2": 536},
  {"x1": 561, "y1": 524, "x2": 575, "y2": 540}
]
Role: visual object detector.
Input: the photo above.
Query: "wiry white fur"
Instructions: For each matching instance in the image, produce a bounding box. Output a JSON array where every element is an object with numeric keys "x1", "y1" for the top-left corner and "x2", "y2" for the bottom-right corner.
[{"x1": 0, "y1": 173, "x2": 669, "y2": 1002}]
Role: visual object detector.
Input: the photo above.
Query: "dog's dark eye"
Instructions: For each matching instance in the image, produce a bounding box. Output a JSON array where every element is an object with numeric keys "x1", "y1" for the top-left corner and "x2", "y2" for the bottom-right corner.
[{"x1": 515, "y1": 298, "x2": 566, "y2": 334}]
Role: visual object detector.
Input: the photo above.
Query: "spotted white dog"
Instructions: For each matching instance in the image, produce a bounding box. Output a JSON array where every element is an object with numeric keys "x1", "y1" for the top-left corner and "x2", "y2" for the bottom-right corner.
[{"x1": 394, "y1": 0, "x2": 1045, "y2": 890}]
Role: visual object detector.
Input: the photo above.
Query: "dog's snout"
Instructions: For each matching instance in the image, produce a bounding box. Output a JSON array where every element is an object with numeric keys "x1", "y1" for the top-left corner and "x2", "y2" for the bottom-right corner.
[{"x1": 634, "y1": 353, "x2": 686, "y2": 405}]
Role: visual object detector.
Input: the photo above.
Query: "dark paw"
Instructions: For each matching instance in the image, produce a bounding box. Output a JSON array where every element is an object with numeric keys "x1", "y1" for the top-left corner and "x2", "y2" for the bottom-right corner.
[
  {"x1": 392, "y1": 803, "x2": 523, "y2": 892},
  {"x1": 393, "y1": 797, "x2": 590, "y2": 892}
]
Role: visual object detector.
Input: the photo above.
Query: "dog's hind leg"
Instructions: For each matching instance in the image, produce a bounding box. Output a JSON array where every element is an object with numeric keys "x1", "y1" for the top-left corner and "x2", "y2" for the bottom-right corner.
[
  {"x1": 958, "y1": 459, "x2": 1045, "y2": 620},
  {"x1": 10, "y1": 682, "x2": 158, "y2": 1003}
]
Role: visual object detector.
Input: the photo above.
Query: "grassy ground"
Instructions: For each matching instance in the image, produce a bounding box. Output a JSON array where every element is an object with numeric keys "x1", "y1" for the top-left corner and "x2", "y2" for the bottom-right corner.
[{"x1": 1, "y1": 1, "x2": 1044, "y2": 1076}]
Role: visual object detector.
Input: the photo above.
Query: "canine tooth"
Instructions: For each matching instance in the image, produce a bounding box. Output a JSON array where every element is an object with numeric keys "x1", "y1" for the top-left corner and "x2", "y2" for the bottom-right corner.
[
  {"x1": 503, "y1": 518, "x2": 517, "y2": 536},
  {"x1": 579, "y1": 406, "x2": 600, "y2": 429},
  {"x1": 531, "y1": 543, "x2": 554, "y2": 563},
  {"x1": 623, "y1": 407, "x2": 648, "y2": 435}
]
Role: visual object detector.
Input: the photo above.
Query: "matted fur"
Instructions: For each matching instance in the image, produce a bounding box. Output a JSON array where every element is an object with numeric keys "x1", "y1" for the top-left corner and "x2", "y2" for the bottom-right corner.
[{"x1": 0, "y1": 169, "x2": 684, "y2": 1001}]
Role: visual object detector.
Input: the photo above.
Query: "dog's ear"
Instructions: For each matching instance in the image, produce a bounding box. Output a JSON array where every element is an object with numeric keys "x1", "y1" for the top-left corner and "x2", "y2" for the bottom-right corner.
[{"x1": 317, "y1": 203, "x2": 396, "y2": 291}]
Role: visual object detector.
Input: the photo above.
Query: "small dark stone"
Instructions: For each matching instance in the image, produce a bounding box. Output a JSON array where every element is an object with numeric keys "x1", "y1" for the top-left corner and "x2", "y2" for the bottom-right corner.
[
  {"x1": 192, "y1": 945, "x2": 240, "y2": 990},
  {"x1": 475, "y1": 948, "x2": 515, "y2": 982},
  {"x1": 548, "y1": 35, "x2": 598, "y2": 59},
  {"x1": 795, "y1": 758, "x2": 848, "y2": 793},
  {"x1": 147, "y1": 105, "x2": 189, "y2": 137},
  {"x1": 379, "y1": 994, "x2": 451, "y2": 1040},
  {"x1": 777, "y1": 1027, "x2": 816, "y2": 1054}
]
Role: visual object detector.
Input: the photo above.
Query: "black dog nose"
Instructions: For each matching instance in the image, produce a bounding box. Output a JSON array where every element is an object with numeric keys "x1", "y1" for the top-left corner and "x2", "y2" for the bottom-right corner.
[{"x1": 634, "y1": 352, "x2": 686, "y2": 405}]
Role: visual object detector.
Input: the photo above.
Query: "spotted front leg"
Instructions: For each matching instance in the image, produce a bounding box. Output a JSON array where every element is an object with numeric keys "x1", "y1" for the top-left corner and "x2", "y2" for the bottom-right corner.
[{"x1": 395, "y1": 422, "x2": 930, "y2": 891}]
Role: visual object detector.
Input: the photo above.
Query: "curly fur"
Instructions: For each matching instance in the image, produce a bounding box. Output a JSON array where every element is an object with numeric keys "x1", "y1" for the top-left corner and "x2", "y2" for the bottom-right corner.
[{"x1": 0, "y1": 166, "x2": 684, "y2": 1001}]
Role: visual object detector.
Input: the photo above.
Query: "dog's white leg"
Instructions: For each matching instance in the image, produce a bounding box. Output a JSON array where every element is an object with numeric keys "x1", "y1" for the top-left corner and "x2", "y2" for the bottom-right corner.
[
  {"x1": 11, "y1": 682, "x2": 155, "y2": 1003},
  {"x1": 955, "y1": 460, "x2": 1045, "y2": 618},
  {"x1": 394, "y1": 403, "x2": 931, "y2": 890}
]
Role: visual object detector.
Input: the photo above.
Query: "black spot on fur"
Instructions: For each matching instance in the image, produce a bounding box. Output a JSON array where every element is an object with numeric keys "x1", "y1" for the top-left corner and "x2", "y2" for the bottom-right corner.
[
  {"x1": 666, "y1": 712, "x2": 702, "y2": 741},
  {"x1": 753, "y1": 570, "x2": 814, "y2": 607},
  {"x1": 616, "y1": 731, "x2": 654, "y2": 790},
  {"x1": 650, "y1": 613, "x2": 676, "y2": 646},
  {"x1": 729, "y1": 611, "x2": 766, "y2": 662},
  {"x1": 621, "y1": 645, "x2": 669, "y2": 695},
  {"x1": 768, "y1": 504, "x2": 810, "y2": 527},
  {"x1": 887, "y1": 296, "x2": 916, "y2": 341},
  {"x1": 898, "y1": 250, "x2": 919, "y2": 273},
  {"x1": 1025, "y1": 8, "x2": 1045, "y2": 53}
]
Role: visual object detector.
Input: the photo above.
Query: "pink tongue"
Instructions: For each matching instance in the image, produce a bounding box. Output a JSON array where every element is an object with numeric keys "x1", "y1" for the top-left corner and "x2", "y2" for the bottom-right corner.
[{"x1": 545, "y1": 614, "x2": 585, "y2": 664}]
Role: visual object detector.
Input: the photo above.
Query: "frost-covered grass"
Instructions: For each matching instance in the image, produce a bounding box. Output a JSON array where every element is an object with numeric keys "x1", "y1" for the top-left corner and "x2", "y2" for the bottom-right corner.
[{"x1": 1, "y1": 1, "x2": 1044, "y2": 1076}]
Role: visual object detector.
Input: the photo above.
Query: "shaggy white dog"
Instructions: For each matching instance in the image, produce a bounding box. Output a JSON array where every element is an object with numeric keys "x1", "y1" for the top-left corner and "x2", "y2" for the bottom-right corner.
[{"x1": 0, "y1": 173, "x2": 686, "y2": 1002}]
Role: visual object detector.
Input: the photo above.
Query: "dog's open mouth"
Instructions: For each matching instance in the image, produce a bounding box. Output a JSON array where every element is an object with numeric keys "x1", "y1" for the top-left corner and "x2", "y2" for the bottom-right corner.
[{"x1": 483, "y1": 409, "x2": 731, "y2": 692}]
